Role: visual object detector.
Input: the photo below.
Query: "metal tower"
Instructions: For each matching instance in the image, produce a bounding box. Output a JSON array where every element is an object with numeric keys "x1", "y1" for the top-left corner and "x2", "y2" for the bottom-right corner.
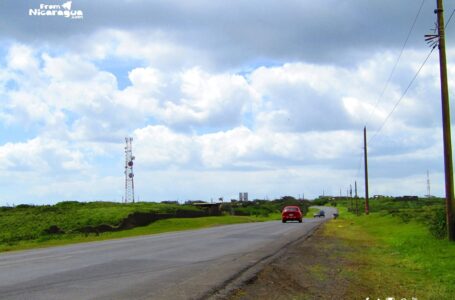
[{"x1": 124, "y1": 137, "x2": 135, "y2": 203}]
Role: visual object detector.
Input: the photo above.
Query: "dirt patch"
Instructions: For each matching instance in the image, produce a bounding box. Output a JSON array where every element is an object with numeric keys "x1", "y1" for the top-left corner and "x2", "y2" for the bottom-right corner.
[
  {"x1": 79, "y1": 210, "x2": 212, "y2": 235},
  {"x1": 43, "y1": 209, "x2": 213, "y2": 236},
  {"x1": 43, "y1": 225, "x2": 64, "y2": 234},
  {"x1": 228, "y1": 225, "x2": 355, "y2": 300}
]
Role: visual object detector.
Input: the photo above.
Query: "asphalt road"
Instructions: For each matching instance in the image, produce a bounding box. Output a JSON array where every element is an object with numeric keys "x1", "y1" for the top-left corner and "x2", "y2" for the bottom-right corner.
[{"x1": 0, "y1": 207, "x2": 336, "y2": 300}]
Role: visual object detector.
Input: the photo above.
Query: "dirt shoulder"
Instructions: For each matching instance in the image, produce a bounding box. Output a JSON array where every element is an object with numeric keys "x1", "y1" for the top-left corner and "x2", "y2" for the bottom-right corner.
[
  {"x1": 225, "y1": 209, "x2": 453, "y2": 300},
  {"x1": 227, "y1": 223, "x2": 357, "y2": 300}
]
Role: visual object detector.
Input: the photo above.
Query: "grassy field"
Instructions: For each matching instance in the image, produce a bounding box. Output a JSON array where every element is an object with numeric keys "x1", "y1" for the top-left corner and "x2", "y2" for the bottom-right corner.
[
  {"x1": 325, "y1": 207, "x2": 455, "y2": 299},
  {"x1": 307, "y1": 207, "x2": 320, "y2": 217},
  {"x1": 0, "y1": 196, "x2": 310, "y2": 253},
  {"x1": 0, "y1": 201, "x2": 199, "y2": 246},
  {"x1": 0, "y1": 199, "x2": 303, "y2": 252},
  {"x1": 317, "y1": 196, "x2": 447, "y2": 239}
]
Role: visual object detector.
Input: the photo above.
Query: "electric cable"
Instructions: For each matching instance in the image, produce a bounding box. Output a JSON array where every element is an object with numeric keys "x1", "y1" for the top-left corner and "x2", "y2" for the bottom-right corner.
[
  {"x1": 446, "y1": 8, "x2": 455, "y2": 29},
  {"x1": 368, "y1": 46, "x2": 436, "y2": 144},
  {"x1": 364, "y1": 0, "x2": 426, "y2": 128}
]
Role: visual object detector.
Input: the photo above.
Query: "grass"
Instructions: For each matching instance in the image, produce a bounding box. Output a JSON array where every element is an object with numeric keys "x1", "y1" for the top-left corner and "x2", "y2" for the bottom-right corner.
[
  {"x1": 325, "y1": 207, "x2": 455, "y2": 299},
  {"x1": 1, "y1": 197, "x2": 308, "y2": 253},
  {"x1": 306, "y1": 207, "x2": 320, "y2": 217},
  {"x1": 0, "y1": 201, "x2": 200, "y2": 245},
  {"x1": 0, "y1": 214, "x2": 280, "y2": 252}
]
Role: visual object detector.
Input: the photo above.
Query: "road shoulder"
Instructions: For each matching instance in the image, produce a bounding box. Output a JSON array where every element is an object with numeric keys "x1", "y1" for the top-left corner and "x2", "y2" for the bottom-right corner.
[{"x1": 225, "y1": 222, "x2": 351, "y2": 300}]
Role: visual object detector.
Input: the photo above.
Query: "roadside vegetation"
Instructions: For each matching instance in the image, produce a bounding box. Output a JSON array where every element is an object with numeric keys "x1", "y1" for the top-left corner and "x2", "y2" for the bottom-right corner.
[
  {"x1": 222, "y1": 196, "x2": 310, "y2": 217},
  {"x1": 323, "y1": 207, "x2": 455, "y2": 299},
  {"x1": 309, "y1": 196, "x2": 453, "y2": 299},
  {"x1": 234, "y1": 198, "x2": 454, "y2": 299},
  {"x1": 314, "y1": 195, "x2": 447, "y2": 239},
  {"x1": 0, "y1": 196, "x2": 309, "y2": 252}
]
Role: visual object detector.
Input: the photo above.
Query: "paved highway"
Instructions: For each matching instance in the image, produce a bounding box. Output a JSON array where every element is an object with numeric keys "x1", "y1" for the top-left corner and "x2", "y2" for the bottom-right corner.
[{"x1": 0, "y1": 207, "x2": 336, "y2": 300}]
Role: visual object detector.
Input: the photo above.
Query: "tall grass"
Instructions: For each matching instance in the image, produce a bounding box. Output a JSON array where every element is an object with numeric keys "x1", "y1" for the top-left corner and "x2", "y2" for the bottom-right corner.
[
  {"x1": 0, "y1": 201, "x2": 199, "y2": 246},
  {"x1": 326, "y1": 196, "x2": 447, "y2": 239},
  {"x1": 325, "y1": 207, "x2": 455, "y2": 299}
]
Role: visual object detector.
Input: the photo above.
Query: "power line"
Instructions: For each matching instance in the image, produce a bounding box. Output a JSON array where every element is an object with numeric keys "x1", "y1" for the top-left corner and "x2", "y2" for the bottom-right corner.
[
  {"x1": 446, "y1": 8, "x2": 455, "y2": 28},
  {"x1": 354, "y1": 149, "x2": 363, "y2": 180},
  {"x1": 368, "y1": 46, "x2": 436, "y2": 144},
  {"x1": 353, "y1": 0, "x2": 426, "y2": 188},
  {"x1": 364, "y1": 0, "x2": 426, "y2": 128}
]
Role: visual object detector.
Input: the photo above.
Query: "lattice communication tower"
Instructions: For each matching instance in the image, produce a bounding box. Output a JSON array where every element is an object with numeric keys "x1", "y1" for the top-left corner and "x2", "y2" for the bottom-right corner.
[{"x1": 124, "y1": 137, "x2": 135, "y2": 203}]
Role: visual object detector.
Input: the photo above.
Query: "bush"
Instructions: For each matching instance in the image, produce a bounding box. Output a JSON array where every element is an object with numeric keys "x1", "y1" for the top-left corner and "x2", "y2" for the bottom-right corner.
[
  {"x1": 426, "y1": 207, "x2": 447, "y2": 239},
  {"x1": 312, "y1": 198, "x2": 330, "y2": 206}
]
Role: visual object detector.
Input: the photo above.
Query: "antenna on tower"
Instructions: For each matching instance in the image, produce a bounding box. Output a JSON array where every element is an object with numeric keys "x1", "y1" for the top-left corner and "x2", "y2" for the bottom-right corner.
[{"x1": 124, "y1": 137, "x2": 135, "y2": 203}]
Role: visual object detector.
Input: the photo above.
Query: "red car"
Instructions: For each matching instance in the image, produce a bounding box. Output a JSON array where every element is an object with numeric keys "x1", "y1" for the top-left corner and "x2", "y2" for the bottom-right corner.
[{"x1": 282, "y1": 206, "x2": 302, "y2": 223}]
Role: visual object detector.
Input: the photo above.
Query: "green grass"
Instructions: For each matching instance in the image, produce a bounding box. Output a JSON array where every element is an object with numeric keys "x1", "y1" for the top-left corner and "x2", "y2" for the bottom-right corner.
[
  {"x1": 325, "y1": 207, "x2": 455, "y2": 299},
  {"x1": 0, "y1": 214, "x2": 279, "y2": 252},
  {"x1": 0, "y1": 202, "x2": 198, "y2": 244},
  {"x1": 306, "y1": 207, "x2": 319, "y2": 217},
  {"x1": 0, "y1": 201, "x2": 207, "y2": 245},
  {"x1": 0, "y1": 197, "x2": 307, "y2": 253}
]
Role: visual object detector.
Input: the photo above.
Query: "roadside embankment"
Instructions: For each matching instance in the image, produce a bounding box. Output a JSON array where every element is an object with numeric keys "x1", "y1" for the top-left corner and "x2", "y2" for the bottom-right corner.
[{"x1": 230, "y1": 207, "x2": 455, "y2": 300}]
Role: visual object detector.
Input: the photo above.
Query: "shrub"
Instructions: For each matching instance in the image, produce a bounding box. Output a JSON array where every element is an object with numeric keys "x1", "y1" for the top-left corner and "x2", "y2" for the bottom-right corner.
[{"x1": 426, "y1": 207, "x2": 447, "y2": 239}]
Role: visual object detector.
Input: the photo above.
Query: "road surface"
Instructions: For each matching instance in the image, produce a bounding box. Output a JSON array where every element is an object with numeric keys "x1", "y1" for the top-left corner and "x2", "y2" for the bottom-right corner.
[{"x1": 0, "y1": 207, "x2": 336, "y2": 300}]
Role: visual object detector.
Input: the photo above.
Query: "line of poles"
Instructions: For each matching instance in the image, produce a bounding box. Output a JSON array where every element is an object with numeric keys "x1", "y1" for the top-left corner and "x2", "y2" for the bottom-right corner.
[{"x1": 356, "y1": 0, "x2": 454, "y2": 241}]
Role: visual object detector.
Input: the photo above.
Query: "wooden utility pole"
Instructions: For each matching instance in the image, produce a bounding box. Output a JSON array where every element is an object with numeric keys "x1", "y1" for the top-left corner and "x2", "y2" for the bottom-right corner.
[
  {"x1": 350, "y1": 184, "x2": 353, "y2": 211},
  {"x1": 355, "y1": 181, "x2": 359, "y2": 215},
  {"x1": 364, "y1": 127, "x2": 370, "y2": 215},
  {"x1": 436, "y1": 0, "x2": 455, "y2": 241}
]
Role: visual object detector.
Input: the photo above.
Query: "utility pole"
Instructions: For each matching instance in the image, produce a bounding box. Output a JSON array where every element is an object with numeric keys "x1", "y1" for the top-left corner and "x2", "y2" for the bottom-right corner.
[
  {"x1": 436, "y1": 0, "x2": 455, "y2": 241},
  {"x1": 349, "y1": 184, "x2": 353, "y2": 211},
  {"x1": 355, "y1": 181, "x2": 359, "y2": 215},
  {"x1": 364, "y1": 127, "x2": 370, "y2": 215}
]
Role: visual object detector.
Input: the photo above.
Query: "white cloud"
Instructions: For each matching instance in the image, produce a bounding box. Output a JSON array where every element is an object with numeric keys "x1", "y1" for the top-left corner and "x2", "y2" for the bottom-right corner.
[
  {"x1": 134, "y1": 125, "x2": 195, "y2": 167},
  {"x1": 160, "y1": 67, "x2": 255, "y2": 128},
  {"x1": 132, "y1": 124, "x2": 361, "y2": 170},
  {"x1": 0, "y1": 137, "x2": 89, "y2": 173},
  {"x1": 7, "y1": 44, "x2": 39, "y2": 72},
  {"x1": 128, "y1": 67, "x2": 163, "y2": 92},
  {"x1": 0, "y1": 39, "x2": 452, "y2": 203}
]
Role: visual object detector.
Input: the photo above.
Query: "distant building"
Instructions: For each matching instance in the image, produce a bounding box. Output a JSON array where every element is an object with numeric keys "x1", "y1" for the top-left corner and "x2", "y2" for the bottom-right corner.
[
  {"x1": 239, "y1": 192, "x2": 248, "y2": 201},
  {"x1": 184, "y1": 200, "x2": 207, "y2": 205},
  {"x1": 394, "y1": 196, "x2": 418, "y2": 201},
  {"x1": 161, "y1": 201, "x2": 179, "y2": 205}
]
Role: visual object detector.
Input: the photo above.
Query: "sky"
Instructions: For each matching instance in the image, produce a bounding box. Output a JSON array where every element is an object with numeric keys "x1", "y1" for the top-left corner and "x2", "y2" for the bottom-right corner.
[{"x1": 0, "y1": 0, "x2": 455, "y2": 205}]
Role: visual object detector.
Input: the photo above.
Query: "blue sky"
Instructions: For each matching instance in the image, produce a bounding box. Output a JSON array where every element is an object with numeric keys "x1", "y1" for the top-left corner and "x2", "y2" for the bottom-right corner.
[{"x1": 0, "y1": 0, "x2": 455, "y2": 205}]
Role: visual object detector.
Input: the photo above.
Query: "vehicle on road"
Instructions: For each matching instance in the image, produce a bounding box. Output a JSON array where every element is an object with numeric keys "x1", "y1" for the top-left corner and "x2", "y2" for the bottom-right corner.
[
  {"x1": 282, "y1": 206, "x2": 302, "y2": 223},
  {"x1": 313, "y1": 210, "x2": 325, "y2": 218}
]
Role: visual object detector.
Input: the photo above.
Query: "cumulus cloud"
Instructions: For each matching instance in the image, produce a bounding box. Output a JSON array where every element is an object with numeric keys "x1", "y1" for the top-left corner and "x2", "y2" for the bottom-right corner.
[
  {"x1": 7, "y1": 44, "x2": 39, "y2": 72},
  {"x1": 132, "y1": 124, "x2": 362, "y2": 171},
  {"x1": 0, "y1": 137, "x2": 89, "y2": 173},
  {"x1": 1, "y1": 0, "x2": 451, "y2": 67},
  {"x1": 0, "y1": 0, "x2": 453, "y2": 203},
  {"x1": 159, "y1": 67, "x2": 255, "y2": 129}
]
